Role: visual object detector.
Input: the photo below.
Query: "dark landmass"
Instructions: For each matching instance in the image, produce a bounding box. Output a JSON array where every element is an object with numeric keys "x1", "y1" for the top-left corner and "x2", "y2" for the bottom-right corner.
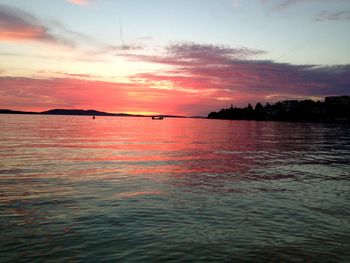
[
  {"x1": 190, "y1": 116, "x2": 207, "y2": 119},
  {"x1": 0, "y1": 109, "x2": 38, "y2": 115},
  {"x1": 0, "y1": 108, "x2": 138, "y2": 117},
  {"x1": 41, "y1": 109, "x2": 136, "y2": 117},
  {"x1": 208, "y1": 96, "x2": 350, "y2": 122},
  {"x1": 0, "y1": 108, "x2": 185, "y2": 118}
]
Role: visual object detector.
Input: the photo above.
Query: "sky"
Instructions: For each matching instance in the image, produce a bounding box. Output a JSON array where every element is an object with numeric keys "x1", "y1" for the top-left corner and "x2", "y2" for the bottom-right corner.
[{"x1": 0, "y1": 0, "x2": 349, "y2": 116}]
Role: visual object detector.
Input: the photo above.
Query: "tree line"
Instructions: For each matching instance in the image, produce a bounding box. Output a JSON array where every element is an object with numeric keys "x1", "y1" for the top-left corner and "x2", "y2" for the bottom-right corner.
[{"x1": 208, "y1": 96, "x2": 350, "y2": 122}]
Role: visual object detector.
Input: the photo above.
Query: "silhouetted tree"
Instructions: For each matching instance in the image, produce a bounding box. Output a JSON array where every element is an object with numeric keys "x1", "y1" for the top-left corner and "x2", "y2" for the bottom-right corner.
[{"x1": 254, "y1": 103, "x2": 265, "y2": 120}]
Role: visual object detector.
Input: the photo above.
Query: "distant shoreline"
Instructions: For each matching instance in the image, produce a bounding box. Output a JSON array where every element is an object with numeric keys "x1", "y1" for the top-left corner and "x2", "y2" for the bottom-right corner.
[{"x1": 0, "y1": 109, "x2": 187, "y2": 118}]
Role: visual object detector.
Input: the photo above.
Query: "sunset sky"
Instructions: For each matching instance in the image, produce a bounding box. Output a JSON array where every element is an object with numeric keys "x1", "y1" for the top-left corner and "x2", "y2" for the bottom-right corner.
[{"x1": 0, "y1": 0, "x2": 349, "y2": 116}]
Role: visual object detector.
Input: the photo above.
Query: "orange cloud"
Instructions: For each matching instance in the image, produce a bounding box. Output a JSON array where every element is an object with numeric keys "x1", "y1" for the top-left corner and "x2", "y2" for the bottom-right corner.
[{"x1": 0, "y1": 28, "x2": 47, "y2": 41}]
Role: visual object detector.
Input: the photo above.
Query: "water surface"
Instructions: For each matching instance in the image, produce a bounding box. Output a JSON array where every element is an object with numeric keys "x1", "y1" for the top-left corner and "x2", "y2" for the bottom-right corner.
[{"x1": 0, "y1": 115, "x2": 349, "y2": 262}]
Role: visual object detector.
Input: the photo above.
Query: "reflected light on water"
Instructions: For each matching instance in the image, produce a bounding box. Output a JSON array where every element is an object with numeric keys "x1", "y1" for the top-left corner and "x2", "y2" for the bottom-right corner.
[{"x1": 0, "y1": 115, "x2": 349, "y2": 262}]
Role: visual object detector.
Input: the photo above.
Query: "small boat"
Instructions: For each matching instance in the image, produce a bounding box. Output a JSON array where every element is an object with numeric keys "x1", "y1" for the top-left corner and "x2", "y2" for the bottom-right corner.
[{"x1": 152, "y1": 116, "x2": 164, "y2": 120}]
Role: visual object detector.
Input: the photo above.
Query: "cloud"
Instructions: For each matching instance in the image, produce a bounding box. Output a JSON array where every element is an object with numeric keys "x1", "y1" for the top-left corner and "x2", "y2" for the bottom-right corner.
[
  {"x1": 167, "y1": 42, "x2": 265, "y2": 61},
  {"x1": 66, "y1": 0, "x2": 90, "y2": 6},
  {"x1": 126, "y1": 42, "x2": 350, "y2": 106},
  {"x1": 0, "y1": 4, "x2": 150, "y2": 64},
  {"x1": 0, "y1": 77, "x2": 138, "y2": 112},
  {"x1": 275, "y1": 0, "x2": 311, "y2": 9},
  {"x1": 0, "y1": 4, "x2": 74, "y2": 47},
  {"x1": 231, "y1": 0, "x2": 241, "y2": 8},
  {"x1": 51, "y1": 71, "x2": 98, "y2": 78},
  {"x1": 0, "y1": 76, "x2": 222, "y2": 115},
  {"x1": 0, "y1": 4, "x2": 145, "y2": 60},
  {"x1": 260, "y1": 0, "x2": 310, "y2": 10},
  {"x1": 46, "y1": 19, "x2": 145, "y2": 58},
  {"x1": 263, "y1": 0, "x2": 350, "y2": 10},
  {"x1": 125, "y1": 42, "x2": 265, "y2": 66},
  {"x1": 313, "y1": 11, "x2": 350, "y2": 22},
  {"x1": 1, "y1": 42, "x2": 349, "y2": 115}
]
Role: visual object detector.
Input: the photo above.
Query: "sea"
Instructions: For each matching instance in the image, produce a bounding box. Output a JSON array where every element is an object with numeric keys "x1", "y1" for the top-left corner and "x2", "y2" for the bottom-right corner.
[{"x1": 0, "y1": 115, "x2": 349, "y2": 262}]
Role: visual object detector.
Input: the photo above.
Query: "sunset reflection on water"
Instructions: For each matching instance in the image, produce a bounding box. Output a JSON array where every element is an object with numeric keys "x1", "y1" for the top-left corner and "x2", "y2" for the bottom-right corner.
[{"x1": 0, "y1": 115, "x2": 349, "y2": 262}]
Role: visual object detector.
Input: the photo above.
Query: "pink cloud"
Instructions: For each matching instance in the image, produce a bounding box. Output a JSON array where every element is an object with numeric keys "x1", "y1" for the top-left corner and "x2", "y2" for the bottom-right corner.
[
  {"x1": 0, "y1": 4, "x2": 74, "y2": 47},
  {"x1": 0, "y1": 76, "x2": 232, "y2": 115},
  {"x1": 125, "y1": 43, "x2": 350, "y2": 108},
  {"x1": 66, "y1": 0, "x2": 90, "y2": 6}
]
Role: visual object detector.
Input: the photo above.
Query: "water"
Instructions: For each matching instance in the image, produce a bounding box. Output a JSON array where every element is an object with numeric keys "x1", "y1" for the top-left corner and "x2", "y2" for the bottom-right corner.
[{"x1": 0, "y1": 115, "x2": 349, "y2": 262}]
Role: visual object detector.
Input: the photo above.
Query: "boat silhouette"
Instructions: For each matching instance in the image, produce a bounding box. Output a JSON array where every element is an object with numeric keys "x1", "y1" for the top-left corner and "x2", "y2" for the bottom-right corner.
[{"x1": 152, "y1": 116, "x2": 164, "y2": 120}]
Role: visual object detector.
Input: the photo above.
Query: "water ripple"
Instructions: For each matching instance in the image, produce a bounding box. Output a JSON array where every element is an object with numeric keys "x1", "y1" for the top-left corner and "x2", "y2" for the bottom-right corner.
[{"x1": 0, "y1": 115, "x2": 349, "y2": 262}]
